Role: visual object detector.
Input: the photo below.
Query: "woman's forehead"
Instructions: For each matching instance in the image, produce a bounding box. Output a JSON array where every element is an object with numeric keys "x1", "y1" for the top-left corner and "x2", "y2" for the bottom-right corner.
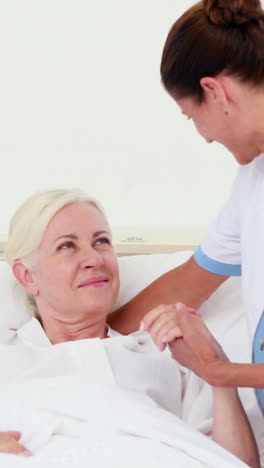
[{"x1": 43, "y1": 202, "x2": 109, "y2": 241}]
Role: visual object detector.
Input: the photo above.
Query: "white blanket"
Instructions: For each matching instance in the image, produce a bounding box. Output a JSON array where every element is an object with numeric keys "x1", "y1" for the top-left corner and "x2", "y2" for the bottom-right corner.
[{"x1": 0, "y1": 376, "x2": 251, "y2": 468}]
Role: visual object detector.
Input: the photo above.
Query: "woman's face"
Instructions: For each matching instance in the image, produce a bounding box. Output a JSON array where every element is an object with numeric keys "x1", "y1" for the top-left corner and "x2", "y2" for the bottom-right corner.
[
  {"x1": 28, "y1": 202, "x2": 120, "y2": 323},
  {"x1": 175, "y1": 79, "x2": 263, "y2": 165}
]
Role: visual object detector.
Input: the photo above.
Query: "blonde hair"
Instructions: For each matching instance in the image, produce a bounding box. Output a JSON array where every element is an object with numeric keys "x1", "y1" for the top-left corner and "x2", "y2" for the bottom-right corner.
[{"x1": 5, "y1": 188, "x2": 105, "y2": 315}]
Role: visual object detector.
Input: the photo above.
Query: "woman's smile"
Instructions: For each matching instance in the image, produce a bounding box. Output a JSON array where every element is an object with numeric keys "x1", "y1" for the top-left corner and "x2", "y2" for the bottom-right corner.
[{"x1": 77, "y1": 276, "x2": 110, "y2": 288}]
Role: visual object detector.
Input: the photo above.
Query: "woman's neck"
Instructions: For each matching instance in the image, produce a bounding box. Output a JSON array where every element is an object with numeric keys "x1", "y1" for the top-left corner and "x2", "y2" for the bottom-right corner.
[{"x1": 39, "y1": 315, "x2": 108, "y2": 344}]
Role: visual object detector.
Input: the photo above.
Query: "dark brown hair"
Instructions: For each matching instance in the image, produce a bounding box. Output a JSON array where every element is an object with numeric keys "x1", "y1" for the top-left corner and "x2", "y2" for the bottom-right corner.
[{"x1": 161, "y1": 0, "x2": 264, "y2": 102}]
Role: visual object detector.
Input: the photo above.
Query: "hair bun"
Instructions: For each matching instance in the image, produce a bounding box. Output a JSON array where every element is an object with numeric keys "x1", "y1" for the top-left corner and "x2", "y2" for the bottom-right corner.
[{"x1": 204, "y1": 0, "x2": 262, "y2": 25}]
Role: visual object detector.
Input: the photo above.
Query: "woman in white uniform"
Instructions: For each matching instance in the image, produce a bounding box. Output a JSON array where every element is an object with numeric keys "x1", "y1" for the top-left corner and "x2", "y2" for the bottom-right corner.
[
  {"x1": 0, "y1": 188, "x2": 259, "y2": 468},
  {"x1": 109, "y1": 0, "x2": 264, "y2": 413}
]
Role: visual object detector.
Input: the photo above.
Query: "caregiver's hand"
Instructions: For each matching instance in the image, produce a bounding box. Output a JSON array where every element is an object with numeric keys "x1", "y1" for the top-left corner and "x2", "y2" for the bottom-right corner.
[
  {"x1": 140, "y1": 303, "x2": 185, "y2": 351},
  {"x1": 0, "y1": 431, "x2": 32, "y2": 456},
  {"x1": 168, "y1": 304, "x2": 229, "y2": 386}
]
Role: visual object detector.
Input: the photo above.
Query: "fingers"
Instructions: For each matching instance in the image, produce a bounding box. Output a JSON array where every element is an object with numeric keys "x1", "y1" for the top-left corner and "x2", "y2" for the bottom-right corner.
[
  {"x1": 153, "y1": 317, "x2": 182, "y2": 351},
  {"x1": 6, "y1": 431, "x2": 21, "y2": 441},
  {"x1": 140, "y1": 304, "x2": 174, "y2": 332},
  {"x1": 161, "y1": 327, "x2": 184, "y2": 344},
  {"x1": 140, "y1": 302, "x2": 206, "y2": 352},
  {"x1": 140, "y1": 303, "x2": 194, "y2": 351},
  {"x1": 176, "y1": 307, "x2": 214, "y2": 341},
  {"x1": 0, "y1": 431, "x2": 32, "y2": 456},
  {"x1": 176, "y1": 308, "x2": 228, "y2": 362},
  {"x1": 140, "y1": 302, "x2": 195, "y2": 331}
]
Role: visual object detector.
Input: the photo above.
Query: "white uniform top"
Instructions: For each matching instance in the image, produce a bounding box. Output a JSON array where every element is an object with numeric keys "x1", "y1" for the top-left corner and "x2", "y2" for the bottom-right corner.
[
  {"x1": 0, "y1": 318, "x2": 212, "y2": 433},
  {"x1": 194, "y1": 153, "x2": 264, "y2": 339}
]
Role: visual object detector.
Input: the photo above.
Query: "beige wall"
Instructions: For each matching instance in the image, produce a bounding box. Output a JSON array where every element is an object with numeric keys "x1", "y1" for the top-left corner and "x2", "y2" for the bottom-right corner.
[{"x1": 0, "y1": 1, "x2": 238, "y2": 244}]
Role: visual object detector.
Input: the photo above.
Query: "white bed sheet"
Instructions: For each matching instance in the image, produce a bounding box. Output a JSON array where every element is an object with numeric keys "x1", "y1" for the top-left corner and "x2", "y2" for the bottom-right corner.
[{"x1": 0, "y1": 377, "x2": 255, "y2": 468}]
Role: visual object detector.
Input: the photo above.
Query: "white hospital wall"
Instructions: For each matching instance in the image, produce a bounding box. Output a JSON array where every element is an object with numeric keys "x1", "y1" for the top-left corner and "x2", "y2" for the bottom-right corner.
[{"x1": 0, "y1": 0, "x2": 238, "y2": 243}]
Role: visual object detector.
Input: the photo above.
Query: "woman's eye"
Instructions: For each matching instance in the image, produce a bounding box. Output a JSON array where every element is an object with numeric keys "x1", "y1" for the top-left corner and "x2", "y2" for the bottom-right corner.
[
  {"x1": 95, "y1": 237, "x2": 111, "y2": 246},
  {"x1": 57, "y1": 241, "x2": 75, "y2": 250}
]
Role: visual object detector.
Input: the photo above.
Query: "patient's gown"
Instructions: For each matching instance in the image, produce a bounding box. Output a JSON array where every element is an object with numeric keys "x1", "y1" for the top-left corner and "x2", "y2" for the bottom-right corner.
[{"x1": 0, "y1": 317, "x2": 213, "y2": 435}]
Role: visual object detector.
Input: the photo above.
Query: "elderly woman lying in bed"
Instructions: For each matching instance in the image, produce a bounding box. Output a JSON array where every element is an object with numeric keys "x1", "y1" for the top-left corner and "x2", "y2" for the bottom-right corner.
[{"x1": 0, "y1": 189, "x2": 260, "y2": 468}]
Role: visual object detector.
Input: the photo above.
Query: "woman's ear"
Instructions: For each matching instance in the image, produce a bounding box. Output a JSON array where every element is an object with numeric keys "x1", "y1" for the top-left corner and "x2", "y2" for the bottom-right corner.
[
  {"x1": 12, "y1": 262, "x2": 39, "y2": 296},
  {"x1": 200, "y1": 76, "x2": 228, "y2": 111}
]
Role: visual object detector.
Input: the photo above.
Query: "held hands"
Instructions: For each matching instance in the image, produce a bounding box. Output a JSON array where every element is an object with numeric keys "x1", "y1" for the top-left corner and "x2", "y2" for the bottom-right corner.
[
  {"x1": 0, "y1": 431, "x2": 32, "y2": 456},
  {"x1": 139, "y1": 303, "x2": 188, "y2": 351},
  {"x1": 140, "y1": 303, "x2": 229, "y2": 386}
]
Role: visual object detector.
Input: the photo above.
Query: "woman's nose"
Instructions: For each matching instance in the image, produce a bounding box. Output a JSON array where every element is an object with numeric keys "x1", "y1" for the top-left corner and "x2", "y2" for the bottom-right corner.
[{"x1": 79, "y1": 248, "x2": 104, "y2": 269}]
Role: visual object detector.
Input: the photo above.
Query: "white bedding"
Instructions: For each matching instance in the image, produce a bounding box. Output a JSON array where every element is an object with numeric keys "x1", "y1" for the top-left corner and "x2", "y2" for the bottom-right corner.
[{"x1": 0, "y1": 376, "x2": 254, "y2": 468}]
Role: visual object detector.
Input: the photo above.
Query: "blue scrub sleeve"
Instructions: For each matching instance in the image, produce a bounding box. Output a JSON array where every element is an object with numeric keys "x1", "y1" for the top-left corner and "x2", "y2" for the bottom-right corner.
[{"x1": 194, "y1": 246, "x2": 241, "y2": 276}]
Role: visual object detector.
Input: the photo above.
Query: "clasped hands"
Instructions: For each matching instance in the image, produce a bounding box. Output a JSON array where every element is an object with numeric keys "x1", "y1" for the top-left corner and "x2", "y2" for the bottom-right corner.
[{"x1": 140, "y1": 302, "x2": 229, "y2": 387}]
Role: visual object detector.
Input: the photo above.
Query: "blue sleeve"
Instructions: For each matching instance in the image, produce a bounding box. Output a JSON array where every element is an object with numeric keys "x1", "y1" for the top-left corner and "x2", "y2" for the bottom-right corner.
[{"x1": 194, "y1": 246, "x2": 241, "y2": 276}]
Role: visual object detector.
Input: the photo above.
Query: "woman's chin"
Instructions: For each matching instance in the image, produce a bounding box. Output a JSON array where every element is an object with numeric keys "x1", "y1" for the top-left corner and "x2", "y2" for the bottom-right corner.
[{"x1": 232, "y1": 149, "x2": 260, "y2": 165}]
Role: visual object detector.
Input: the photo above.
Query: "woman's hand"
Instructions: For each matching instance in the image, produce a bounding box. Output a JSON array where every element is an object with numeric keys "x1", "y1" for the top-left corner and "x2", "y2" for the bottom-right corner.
[
  {"x1": 141, "y1": 302, "x2": 229, "y2": 386},
  {"x1": 167, "y1": 303, "x2": 229, "y2": 385},
  {"x1": 140, "y1": 304, "x2": 185, "y2": 351},
  {"x1": 0, "y1": 431, "x2": 32, "y2": 456}
]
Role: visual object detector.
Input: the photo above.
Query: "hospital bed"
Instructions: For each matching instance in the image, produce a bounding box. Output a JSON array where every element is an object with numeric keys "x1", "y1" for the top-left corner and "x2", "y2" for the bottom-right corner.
[{"x1": 0, "y1": 248, "x2": 263, "y2": 468}]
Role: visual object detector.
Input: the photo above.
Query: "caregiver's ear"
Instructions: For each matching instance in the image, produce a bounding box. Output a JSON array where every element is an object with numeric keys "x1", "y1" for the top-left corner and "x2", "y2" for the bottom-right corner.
[
  {"x1": 12, "y1": 262, "x2": 39, "y2": 296},
  {"x1": 200, "y1": 76, "x2": 228, "y2": 107}
]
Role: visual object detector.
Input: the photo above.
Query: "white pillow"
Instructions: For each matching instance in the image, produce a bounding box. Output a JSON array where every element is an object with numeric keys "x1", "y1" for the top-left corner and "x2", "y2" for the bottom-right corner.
[{"x1": 116, "y1": 251, "x2": 193, "y2": 309}]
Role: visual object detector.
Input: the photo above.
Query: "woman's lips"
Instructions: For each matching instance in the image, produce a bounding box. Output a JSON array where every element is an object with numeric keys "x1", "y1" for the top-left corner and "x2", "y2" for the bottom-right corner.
[{"x1": 78, "y1": 276, "x2": 109, "y2": 288}]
